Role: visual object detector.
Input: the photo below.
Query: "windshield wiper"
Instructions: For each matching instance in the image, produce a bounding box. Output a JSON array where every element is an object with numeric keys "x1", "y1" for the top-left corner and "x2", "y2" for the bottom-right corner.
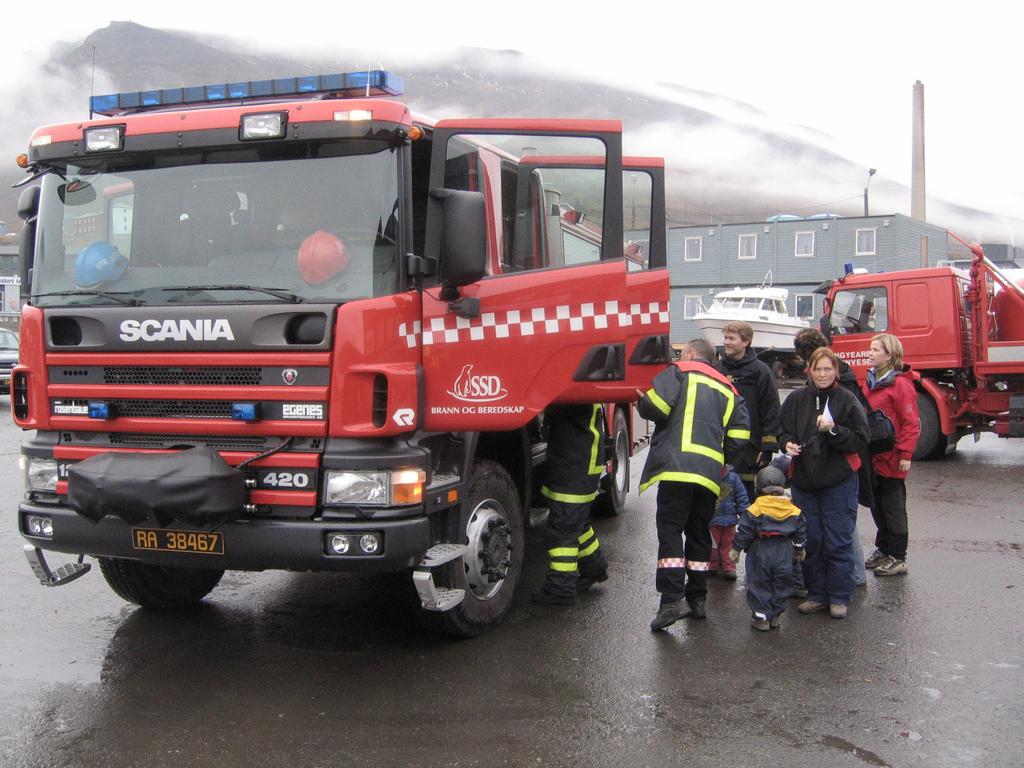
[
  {"x1": 160, "y1": 285, "x2": 303, "y2": 303},
  {"x1": 32, "y1": 290, "x2": 143, "y2": 306}
]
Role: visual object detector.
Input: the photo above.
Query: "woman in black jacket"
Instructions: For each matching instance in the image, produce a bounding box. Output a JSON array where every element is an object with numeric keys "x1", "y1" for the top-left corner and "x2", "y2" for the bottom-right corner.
[{"x1": 780, "y1": 347, "x2": 869, "y2": 619}]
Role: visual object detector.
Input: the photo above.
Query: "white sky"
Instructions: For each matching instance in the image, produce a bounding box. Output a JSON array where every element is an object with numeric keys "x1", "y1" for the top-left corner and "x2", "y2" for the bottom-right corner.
[{"x1": 4, "y1": 0, "x2": 1023, "y2": 233}]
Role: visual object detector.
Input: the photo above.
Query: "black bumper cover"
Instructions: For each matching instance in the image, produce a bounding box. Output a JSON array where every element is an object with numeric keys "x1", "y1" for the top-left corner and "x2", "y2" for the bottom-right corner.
[{"x1": 19, "y1": 500, "x2": 431, "y2": 573}]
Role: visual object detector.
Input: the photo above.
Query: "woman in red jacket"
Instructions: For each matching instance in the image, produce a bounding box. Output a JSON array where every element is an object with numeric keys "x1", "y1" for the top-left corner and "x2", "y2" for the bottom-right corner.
[{"x1": 863, "y1": 333, "x2": 920, "y2": 576}]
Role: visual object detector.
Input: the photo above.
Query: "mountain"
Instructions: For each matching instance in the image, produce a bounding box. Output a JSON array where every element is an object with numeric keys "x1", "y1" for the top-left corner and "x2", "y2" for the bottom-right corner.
[{"x1": 3, "y1": 21, "x2": 1020, "y2": 244}]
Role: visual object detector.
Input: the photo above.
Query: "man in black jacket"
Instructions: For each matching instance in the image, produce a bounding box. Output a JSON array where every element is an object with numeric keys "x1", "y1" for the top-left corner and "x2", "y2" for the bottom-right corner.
[
  {"x1": 716, "y1": 321, "x2": 781, "y2": 499},
  {"x1": 637, "y1": 339, "x2": 750, "y2": 630}
]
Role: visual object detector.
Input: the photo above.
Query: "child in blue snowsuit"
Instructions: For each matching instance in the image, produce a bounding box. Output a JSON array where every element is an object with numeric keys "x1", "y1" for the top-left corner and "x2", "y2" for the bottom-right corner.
[
  {"x1": 729, "y1": 465, "x2": 807, "y2": 631},
  {"x1": 709, "y1": 464, "x2": 748, "y2": 580}
]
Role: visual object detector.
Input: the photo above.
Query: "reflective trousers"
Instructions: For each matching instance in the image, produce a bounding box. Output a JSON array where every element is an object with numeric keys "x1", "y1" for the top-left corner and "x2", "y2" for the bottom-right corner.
[
  {"x1": 542, "y1": 498, "x2": 607, "y2": 598},
  {"x1": 654, "y1": 481, "x2": 716, "y2": 602}
]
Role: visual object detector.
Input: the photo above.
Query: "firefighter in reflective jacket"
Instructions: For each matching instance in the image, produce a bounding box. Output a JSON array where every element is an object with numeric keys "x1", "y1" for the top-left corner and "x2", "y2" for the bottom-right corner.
[
  {"x1": 637, "y1": 339, "x2": 751, "y2": 630},
  {"x1": 531, "y1": 403, "x2": 609, "y2": 605}
]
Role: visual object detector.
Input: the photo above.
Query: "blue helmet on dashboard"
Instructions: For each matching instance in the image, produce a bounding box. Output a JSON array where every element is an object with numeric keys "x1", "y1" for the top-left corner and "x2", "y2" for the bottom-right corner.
[{"x1": 75, "y1": 241, "x2": 128, "y2": 288}]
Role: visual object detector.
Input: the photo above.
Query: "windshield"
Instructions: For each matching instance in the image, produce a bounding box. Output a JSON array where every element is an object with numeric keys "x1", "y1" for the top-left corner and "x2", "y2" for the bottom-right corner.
[
  {"x1": 32, "y1": 142, "x2": 400, "y2": 307},
  {"x1": 0, "y1": 329, "x2": 18, "y2": 349}
]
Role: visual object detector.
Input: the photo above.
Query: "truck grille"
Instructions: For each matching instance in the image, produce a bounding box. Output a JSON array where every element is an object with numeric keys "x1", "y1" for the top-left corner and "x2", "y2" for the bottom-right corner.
[
  {"x1": 54, "y1": 398, "x2": 235, "y2": 419},
  {"x1": 108, "y1": 433, "x2": 275, "y2": 450},
  {"x1": 101, "y1": 366, "x2": 261, "y2": 386}
]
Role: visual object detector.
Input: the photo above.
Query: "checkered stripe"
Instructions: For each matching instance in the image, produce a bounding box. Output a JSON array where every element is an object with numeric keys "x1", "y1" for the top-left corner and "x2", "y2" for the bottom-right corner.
[{"x1": 399, "y1": 301, "x2": 669, "y2": 348}]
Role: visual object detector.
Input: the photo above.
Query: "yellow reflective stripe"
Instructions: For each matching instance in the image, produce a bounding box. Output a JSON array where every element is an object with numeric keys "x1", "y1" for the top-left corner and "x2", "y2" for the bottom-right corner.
[
  {"x1": 579, "y1": 538, "x2": 600, "y2": 558},
  {"x1": 680, "y1": 375, "x2": 724, "y2": 464},
  {"x1": 578, "y1": 527, "x2": 595, "y2": 544},
  {"x1": 727, "y1": 429, "x2": 751, "y2": 440},
  {"x1": 639, "y1": 471, "x2": 721, "y2": 496},
  {"x1": 541, "y1": 486, "x2": 599, "y2": 504},
  {"x1": 646, "y1": 388, "x2": 671, "y2": 417},
  {"x1": 587, "y1": 404, "x2": 603, "y2": 475},
  {"x1": 762, "y1": 435, "x2": 778, "y2": 445},
  {"x1": 548, "y1": 547, "x2": 579, "y2": 558},
  {"x1": 550, "y1": 561, "x2": 579, "y2": 572}
]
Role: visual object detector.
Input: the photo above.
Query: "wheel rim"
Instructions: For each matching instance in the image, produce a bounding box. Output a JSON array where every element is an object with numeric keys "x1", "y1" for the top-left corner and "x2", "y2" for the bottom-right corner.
[
  {"x1": 463, "y1": 498, "x2": 513, "y2": 600},
  {"x1": 612, "y1": 427, "x2": 629, "y2": 496}
]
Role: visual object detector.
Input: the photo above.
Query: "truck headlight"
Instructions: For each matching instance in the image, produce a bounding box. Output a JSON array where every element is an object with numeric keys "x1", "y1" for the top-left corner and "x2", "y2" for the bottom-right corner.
[
  {"x1": 324, "y1": 471, "x2": 389, "y2": 506},
  {"x1": 323, "y1": 468, "x2": 425, "y2": 506},
  {"x1": 25, "y1": 458, "x2": 58, "y2": 492}
]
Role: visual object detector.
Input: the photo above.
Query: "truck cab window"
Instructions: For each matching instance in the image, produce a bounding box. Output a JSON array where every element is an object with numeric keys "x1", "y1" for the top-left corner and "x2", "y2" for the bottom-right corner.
[{"x1": 829, "y1": 287, "x2": 888, "y2": 335}]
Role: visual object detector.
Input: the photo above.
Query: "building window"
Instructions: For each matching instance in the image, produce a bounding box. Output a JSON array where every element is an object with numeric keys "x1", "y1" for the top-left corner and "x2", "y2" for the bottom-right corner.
[
  {"x1": 738, "y1": 233, "x2": 757, "y2": 260},
  {"x1": 683, "y1": 295, "x2": 703, "y2": 319},
  {"x1": 795, "y1": 231, "x2": 815, "y2": 257},
  {"x1": 795, "y1": 294, "x2": 815, "y2": 320},
  {"x1": 683, "y1": 236, "x2": 702, "y2": 262},
  {"x1": 856, "y1": 228, "x2": 876, "y2": 256}
]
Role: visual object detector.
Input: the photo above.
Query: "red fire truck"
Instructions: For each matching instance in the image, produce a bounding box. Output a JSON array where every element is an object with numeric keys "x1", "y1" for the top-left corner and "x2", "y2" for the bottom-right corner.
[
  {"x1": 822, "y1": 242, "x2": 1024, "y2": 459},
  {"x1": 12, "y1": 71, "x2": 670, "y2": 636}
]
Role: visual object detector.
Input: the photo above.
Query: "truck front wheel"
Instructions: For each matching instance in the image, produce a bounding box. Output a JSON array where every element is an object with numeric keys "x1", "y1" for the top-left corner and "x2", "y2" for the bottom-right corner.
[
  {"x1": 912, "y1": 392, "x2": 946, "y2": 461},
  {"x1": 98, "y1": 557, "x2": 224, "y2": 609},
  {"x1": 419, "y1": 460, "x2": 524, "y2": 637}
]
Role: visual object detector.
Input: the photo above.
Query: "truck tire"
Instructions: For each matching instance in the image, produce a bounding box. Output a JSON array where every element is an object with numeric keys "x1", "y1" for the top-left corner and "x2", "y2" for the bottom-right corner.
[
  {"x1": 912, "y1": 392, "x2": 945, "y2": 461},
  {"x1": 419, "y1": 460, "x2": 524, "y2": 638},
  {"x1": 594, "y1": 407, "x2": 629, "y2": 517},
  {"x1": 98, "y1": 557, "x2": 224, "y2": 610}
]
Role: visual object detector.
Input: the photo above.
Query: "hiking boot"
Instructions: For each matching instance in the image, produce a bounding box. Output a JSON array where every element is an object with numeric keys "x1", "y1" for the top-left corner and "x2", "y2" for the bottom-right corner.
[
  {"x1": 576, "y1": 571, "x2": 609, "y2": 593},
  {"x1": 650, "y1": 600, "x2": 690, "y2": 631},
  {"x1": 751, "y1": 616, "x2": 770, "y2": 632},
  {"x1": 829, "y1": 603, "x2": 848, "y2": 619},
  {"x1": 530, "y1": 588, "x2": 575, "y2": 606},
  {"x1": 686, "y1": 597, "x2": 707, "y2": 619},
  {"x1": 874, "y1": 557, "x2": 908, "y2": 577},
  {"x1": 864, "y1": 549, "x2": 887, "y2": 569},
  {"x1": 798, "y1": 600, "x2": 827, "y2": 614}
]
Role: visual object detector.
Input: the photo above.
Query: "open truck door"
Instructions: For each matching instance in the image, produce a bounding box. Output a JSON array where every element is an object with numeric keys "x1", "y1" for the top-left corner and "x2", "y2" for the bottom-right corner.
[{"x1": 421, "y1": 120, "x2": 668, "y2": 432}]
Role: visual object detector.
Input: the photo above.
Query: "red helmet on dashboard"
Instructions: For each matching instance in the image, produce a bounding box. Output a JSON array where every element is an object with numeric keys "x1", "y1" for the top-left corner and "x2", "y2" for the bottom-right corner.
[{"x1": 298, "y1": 230, "x2": 349, "y2": 285}]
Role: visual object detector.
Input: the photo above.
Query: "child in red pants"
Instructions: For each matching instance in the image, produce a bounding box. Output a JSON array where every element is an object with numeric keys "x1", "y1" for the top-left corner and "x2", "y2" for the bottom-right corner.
[{"x1": 709, "y1": 464, "x2": 748, "y2": 580}]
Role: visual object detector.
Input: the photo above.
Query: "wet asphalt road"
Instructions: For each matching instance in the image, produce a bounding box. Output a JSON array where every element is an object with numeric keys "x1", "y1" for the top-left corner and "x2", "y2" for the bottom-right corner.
[{"x1": 1, "y1": 405, "x2": 1022, "y2": 768}]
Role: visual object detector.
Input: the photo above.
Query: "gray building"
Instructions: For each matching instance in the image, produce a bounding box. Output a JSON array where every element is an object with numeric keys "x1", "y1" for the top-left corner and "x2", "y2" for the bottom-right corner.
[{"x1": 666, "y1": 213, "x2": 972, "y2": 344}]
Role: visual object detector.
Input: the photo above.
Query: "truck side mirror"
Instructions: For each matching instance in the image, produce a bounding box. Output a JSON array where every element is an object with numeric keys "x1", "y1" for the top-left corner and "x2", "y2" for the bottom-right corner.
[
  {"x1": 17, "y1": 186, "x2": 40, "y2": 300},
  {"x1": 431, "y1": 188, "x2": 486, "y2": 300}
]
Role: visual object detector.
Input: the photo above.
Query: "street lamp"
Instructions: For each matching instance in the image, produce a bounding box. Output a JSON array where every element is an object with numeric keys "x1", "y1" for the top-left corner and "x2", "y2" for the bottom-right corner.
[{"x1": 863, "y1": 167, "x2": 877, "y2": 217}]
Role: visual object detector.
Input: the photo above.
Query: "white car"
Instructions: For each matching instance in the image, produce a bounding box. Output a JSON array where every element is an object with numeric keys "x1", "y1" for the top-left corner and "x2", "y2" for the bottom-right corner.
[{"x1": 0, "y1": 328, "x2": 19, "y2": 395}]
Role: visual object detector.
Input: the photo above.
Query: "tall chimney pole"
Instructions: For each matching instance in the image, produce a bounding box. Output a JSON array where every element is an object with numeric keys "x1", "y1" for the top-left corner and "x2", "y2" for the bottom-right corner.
[{"x1": 911, "y1": 80, "x2": 926, "y2": 221}]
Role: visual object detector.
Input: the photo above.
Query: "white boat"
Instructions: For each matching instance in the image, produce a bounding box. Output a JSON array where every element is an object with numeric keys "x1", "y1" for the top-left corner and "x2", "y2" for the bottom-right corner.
[{"x1": 692, "y1": 273, "x2": 808, "y2": 352}]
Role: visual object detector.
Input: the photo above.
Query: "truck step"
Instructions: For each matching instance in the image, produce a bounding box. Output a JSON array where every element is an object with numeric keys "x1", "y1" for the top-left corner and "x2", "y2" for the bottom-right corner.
[
  {"x1": 420, "y1": 543, "x2": 468, "y2": 568},
  {"x1": 529, "y1": 507, "x2": 550, "y2": 528},
  {"x1": 23, "y1": 546, "x2": 92, "y2": 587},
  {"x1": 412, "y1": 569, "x2": 465, "y2": 612}
]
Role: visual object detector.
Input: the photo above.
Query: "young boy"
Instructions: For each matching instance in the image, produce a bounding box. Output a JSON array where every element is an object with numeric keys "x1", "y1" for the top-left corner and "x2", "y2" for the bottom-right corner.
[
  {"x1": 709, "y1": 464, "x2": 748, "y2": 580},
  {"x1": 728, "y1": 466, "x2": 806, "y2": 631}
]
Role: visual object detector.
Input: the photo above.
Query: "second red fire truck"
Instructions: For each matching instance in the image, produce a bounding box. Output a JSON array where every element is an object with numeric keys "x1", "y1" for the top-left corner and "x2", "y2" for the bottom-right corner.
[{"x1": 823, "y1": 242, "x2": 1024, "y2": 459}]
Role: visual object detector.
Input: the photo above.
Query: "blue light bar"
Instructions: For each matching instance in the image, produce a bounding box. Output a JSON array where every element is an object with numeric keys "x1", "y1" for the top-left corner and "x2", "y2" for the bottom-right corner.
[
  {"x1": 89, "y1": 70, "x2": 404, "y2": 116},
  {"x1": 88, "y1": 402, "x2": 111, "y2": 420},
  {"x1": 231, "y1": 403, "x2": 259, "y2": 422}
]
